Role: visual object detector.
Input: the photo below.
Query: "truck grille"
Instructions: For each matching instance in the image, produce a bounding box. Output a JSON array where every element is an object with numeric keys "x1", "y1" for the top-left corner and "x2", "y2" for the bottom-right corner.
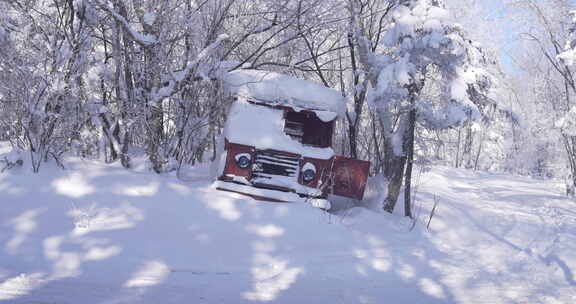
[{"x1": 252, "y1": 150, "x2": 300, "y2": 183}]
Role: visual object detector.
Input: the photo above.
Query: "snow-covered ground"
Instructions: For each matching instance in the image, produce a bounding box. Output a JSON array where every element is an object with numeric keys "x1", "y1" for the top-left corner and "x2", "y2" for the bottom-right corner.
[{"x1": 1, "y1": 151, "x2": 575, "y2": 303}]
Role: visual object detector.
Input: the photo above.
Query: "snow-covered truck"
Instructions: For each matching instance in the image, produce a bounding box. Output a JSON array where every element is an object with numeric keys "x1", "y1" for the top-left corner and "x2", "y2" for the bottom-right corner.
[{"x1": 214, "y1": 70, "x2": 369, "y2": 206}]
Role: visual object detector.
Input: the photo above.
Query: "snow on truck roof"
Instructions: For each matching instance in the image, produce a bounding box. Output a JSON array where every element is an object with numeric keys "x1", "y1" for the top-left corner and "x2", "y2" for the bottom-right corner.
[
  {"x1": 223, "y1": 70, "x2": 346, "y2": 115},
  {"x1": 224, "y1": 100, "x2": 335, "y2": 159}
]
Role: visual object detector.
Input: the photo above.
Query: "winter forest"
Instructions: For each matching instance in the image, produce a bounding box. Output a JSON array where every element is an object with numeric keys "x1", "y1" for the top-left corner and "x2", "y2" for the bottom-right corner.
[
  {"x1": 1, "y1": 0, "x2": 576, "y2": 303},
  {"x1": 1, "y1": 0, "x2": 576, "y2": 204}
]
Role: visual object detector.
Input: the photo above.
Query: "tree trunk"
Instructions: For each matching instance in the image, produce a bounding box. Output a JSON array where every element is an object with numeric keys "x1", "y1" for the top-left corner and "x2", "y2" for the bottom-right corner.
[
  {"x1": 346, "y1": 31, "x2": 368, "y2": 160},
  {"x1": 564, "y1": 135, "x2": 576, "y2": 197},
  {"x1": 382, "y1": 116, "x2": 410, "y2": 213},
  {"x1": 347, "y1": 120, "x2": 358, "y2": 159},
  {"x1": 403, "y1": 108, "x2": 416, "y2": 218},
  {"x1": 455, "y1": 127, "x2": 462, "y2": 168},
  {"x1": 463, "y1": 119, "x2": 473, "y2": 168},
  {"x1": 383, "y1": 149, "x2": 407, "y2": 213}
]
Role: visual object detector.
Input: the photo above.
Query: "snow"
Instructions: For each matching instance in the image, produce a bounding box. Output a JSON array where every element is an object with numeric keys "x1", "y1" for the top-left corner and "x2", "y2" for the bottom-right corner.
[
  {"x1": 214, "y1": 180, "x2": 303, "y2": 202},
  {"x1": 559, "y1": 10, "x2": 576, "y2": 65},
  {"x1": 150, "y1": 34, "x2": 229, "y2": 104},
  {"x1": 301, "y1": 161, "x2": 316, "y2": 174},
  {"x1": 0, "y1": 147, "x2": 575, "y2": 303},
  {"x1": 223, "y1": 70, "x2": 346, "y2": 115},
  {"x1": 559, "y1": 49, "x2": 576, "y2": 66},
  {"x1": 556, "y1": 107, "x2": 576, "y2": 136},
  {"x1": 98, "y1": 3, "x2": 157, "y2": 46},
  {"x1": 143, "y1": 12, "x2": 156, "y2": 26},
  {"x1": 313, "y1": 110, "x2": 338, "y2": 122},
  {"x1": 308, "y1": 198, "x2": 331, "y2": 210},
  {"x1": 224, "y1": 99, "x2": 335, "y2": 159}
]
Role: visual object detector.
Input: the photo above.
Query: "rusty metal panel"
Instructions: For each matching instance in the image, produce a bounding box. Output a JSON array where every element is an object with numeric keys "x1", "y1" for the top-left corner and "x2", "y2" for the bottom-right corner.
[
  {"x1": 220, "y1": 141, "x2": 254, "y2": 181},
  {"x1": 330, "y1": 156, "x2": 370, "y2": 200}
]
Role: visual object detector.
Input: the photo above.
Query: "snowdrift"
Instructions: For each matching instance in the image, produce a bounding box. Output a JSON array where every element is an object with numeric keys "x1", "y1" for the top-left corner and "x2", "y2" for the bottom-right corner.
[{"x1": 0, "y1": 148, "x2": 575, "y2": 303}]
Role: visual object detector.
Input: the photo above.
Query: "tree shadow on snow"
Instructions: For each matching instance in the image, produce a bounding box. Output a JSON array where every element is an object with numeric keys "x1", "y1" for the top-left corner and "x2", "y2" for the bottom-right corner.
[{"x1": 2, "y1": 162, "x2": 575, "y2": 303}]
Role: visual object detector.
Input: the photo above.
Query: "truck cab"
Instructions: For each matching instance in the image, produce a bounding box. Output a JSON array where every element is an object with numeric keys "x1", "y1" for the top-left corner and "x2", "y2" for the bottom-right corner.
[{"x1": 214, "y1": 70, "x2": 369, "y2": 206}]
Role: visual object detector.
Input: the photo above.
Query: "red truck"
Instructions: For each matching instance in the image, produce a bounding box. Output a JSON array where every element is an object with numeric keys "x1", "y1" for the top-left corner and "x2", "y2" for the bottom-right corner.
[{"x1": 214, "y1": 70, "x2": 369, "y2": 208}]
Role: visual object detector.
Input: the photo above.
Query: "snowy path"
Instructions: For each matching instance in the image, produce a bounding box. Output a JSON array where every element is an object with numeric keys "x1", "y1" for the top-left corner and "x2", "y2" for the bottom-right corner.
[
  {"x1": 417, "y1": 168, "x2": 576, "y2": 303},
  {"x1": 0, "y1": 160, "x2": 575, "y2": 303}
]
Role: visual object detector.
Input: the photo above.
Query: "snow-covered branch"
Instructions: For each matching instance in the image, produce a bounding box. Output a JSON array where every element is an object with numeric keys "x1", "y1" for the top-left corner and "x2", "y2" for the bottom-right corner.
[
  {"x1": 150, "y1": 34, "x2": 229, "y2": 104},
  {"x1": 88, "y1": 0, "x2": 158, "y2": 46}
]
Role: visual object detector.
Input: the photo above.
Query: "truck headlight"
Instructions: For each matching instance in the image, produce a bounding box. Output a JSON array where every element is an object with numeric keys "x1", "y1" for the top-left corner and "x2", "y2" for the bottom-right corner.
[
  {"x1": 302, "y1": 162, "x2": 317, "y2": 182},
  {"x1": 235, "y1": 153, "x2": 251, "y2": 169}
]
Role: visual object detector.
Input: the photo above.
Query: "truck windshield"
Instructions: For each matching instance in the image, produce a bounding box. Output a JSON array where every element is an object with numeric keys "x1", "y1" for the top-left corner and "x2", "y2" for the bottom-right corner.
[{"x1": 283, "y1": 110, "x2": 333, "y2": 148}]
